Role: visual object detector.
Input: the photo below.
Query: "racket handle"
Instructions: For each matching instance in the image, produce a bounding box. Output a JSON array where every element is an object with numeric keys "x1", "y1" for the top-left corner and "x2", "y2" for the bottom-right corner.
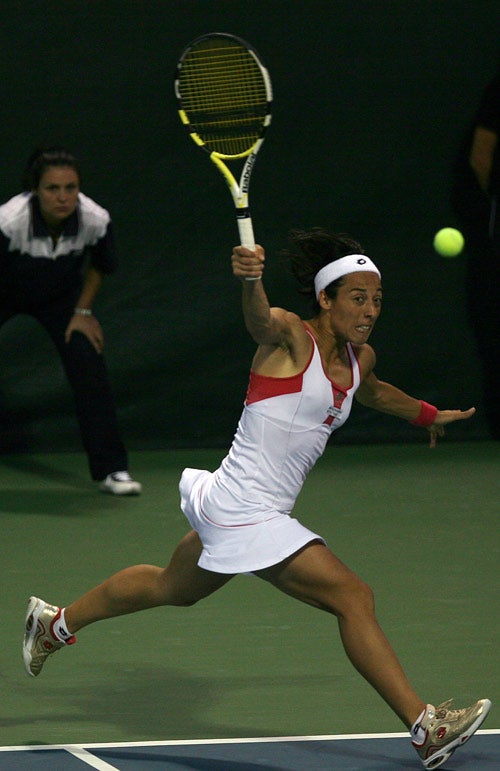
[
  {"x1": 237, "y1": 214, "x2": 255, "y2": 249},
  {"x1": 237, "y1": 215, "x2": 260, "y2": 282}
]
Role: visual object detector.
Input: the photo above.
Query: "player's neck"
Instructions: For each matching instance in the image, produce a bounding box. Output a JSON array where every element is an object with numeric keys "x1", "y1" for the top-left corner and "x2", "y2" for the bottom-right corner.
[{"x1": 306, "y1": 318, "x2": 345, "y2": 361}]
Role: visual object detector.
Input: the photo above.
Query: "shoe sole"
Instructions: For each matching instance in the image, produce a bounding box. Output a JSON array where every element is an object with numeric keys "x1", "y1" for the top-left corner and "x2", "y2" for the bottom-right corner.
[
  {"x1": 423, "y1": 699, "x2": 492, "y2": 769},
  {"x1": 23, "y1": 596, "x2": 43, "y2": 677},
  {"x1": 99, "y1": 484, "x2": 142, "y2": 495}
]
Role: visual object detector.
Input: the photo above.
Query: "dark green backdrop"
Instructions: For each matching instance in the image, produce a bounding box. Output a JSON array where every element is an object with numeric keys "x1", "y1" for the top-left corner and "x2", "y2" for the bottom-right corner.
[{"x1": 0, "y1": 0, "x2": 498, "y2": 453}]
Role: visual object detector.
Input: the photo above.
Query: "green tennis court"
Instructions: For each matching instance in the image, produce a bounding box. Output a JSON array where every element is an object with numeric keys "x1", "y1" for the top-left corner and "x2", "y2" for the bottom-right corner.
[{"x1": 1, "y1": 440, "x2": 497, "y2": 762}]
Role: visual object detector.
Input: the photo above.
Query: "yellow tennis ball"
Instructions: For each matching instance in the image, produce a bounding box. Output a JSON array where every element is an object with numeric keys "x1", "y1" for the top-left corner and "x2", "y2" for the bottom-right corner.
[{"x1": 433, "y1": 227, "x2": 464, "y2": 257}]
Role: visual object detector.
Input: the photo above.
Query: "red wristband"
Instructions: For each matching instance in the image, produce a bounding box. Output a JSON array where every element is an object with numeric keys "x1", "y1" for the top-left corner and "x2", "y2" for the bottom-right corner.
[{"x1": 410, "y1": 400, "x2": 438, "y2": 427}]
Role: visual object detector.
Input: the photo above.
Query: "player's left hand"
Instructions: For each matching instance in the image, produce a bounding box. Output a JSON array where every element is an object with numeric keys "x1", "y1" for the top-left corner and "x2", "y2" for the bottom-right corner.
[
  {"x1": 65, "y1": 314, "x2": 105, "y2": 354},
  {"x1": 427, "y1": 407, "x2": 476, "y2": 448}
]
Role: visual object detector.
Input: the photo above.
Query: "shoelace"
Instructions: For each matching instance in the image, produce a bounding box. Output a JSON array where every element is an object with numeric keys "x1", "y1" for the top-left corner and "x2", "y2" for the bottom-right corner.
[{"x1": 434, "y1": 705, "x2": 464, "y2": 721}]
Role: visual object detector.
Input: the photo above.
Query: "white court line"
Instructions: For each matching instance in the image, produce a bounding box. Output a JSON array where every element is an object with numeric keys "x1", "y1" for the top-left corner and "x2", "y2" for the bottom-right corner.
[
  {"x1": 0, "y1": 729, "x2": 498, "y2": 752},
  {"x1": 63, "y1": 746, "x2": 120, "y2": 770}
]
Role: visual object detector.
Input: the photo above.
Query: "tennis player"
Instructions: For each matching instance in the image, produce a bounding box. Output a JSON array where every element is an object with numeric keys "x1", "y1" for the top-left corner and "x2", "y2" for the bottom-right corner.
[{"x1": 23, "y1": 229, "x2": 490, "y2": 769}]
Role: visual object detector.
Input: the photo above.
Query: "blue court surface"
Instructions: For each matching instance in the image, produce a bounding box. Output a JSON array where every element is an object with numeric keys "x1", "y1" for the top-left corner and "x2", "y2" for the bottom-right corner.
[{"x1": 1, "y1": 731, "x2": 498, "y2": 770}]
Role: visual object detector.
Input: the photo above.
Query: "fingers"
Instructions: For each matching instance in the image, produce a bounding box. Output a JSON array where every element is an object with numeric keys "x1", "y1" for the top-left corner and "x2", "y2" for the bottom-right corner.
[
  {"x1": 65, "y1": 317, "x2": 104, "y2": 354},
  {"x1": 90, "y1": 332, "x2": 104, "y2": 354},
  {"x1": 426, "y1": 406, "x2": 475, "y2": 447},
  {"x1": 232, "y1": 244, "x2": 265, "y2": 279},
  {"x1": 85, "y1": 322, "x2": 104, "y2": 353},
  {"x1": 433, "y1": 407, "x2": 476, "y2": 426},
  {"x1": 428, "y1": 425, "x2": 444, "y2": 448},
  {"x1": 456, "y1": 407, "x2": 476, "y2": 420}
]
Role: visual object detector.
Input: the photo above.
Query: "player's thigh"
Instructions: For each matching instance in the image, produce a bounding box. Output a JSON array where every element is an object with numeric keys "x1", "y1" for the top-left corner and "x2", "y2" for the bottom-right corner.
[
  {"x1": 163, "y1": 530, "x2": 234, "y2": 605},
  {"x1": 255, "y1": 541, "x2": 371, "y2": 615}
]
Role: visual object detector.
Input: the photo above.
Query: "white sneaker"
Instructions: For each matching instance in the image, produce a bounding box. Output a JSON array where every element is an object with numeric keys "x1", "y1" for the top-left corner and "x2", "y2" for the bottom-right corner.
[
  {"x1": 23, "y1": 596, "x2": 76, "y2": 677},
  {"x1": 99, "y1": 471, "x2": 142, "y2": 495},
  {"x1": 412, "y1": 698, "x2": 492, "y2": 768}
]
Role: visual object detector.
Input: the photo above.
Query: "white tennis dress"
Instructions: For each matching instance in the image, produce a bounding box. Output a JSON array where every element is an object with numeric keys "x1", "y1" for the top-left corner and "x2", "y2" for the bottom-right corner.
[{"x1": 180, "y1": 327, "x2": 361, "y2": 573}]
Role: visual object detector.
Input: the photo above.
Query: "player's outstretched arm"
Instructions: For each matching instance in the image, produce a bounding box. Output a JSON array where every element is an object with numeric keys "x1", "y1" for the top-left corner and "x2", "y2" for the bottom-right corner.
[{"x1": 356, "y1": 370, "x2": 475, "y2": 447}]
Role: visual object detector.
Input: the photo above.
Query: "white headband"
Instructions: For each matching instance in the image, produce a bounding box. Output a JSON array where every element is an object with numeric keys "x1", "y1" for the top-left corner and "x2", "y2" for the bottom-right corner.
[{"x1": 314, "y1": 254, "x2": 381, "y2": 299}]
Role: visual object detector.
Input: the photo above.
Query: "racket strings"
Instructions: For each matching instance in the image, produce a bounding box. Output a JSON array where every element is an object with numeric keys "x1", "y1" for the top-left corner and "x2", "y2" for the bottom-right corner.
[{"x1": 178, "y1": 44, "x2": 269, "y2": 155}]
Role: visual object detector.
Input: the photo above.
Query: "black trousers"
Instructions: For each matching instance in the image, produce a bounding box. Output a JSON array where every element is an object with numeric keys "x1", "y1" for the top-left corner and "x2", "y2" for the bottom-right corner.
[
  {"x1": 464, "y1": 208, "x2": 500, "y2": 440},
  {"x1": 452, "y1": 183, "x2": 500, "y2": 440},
  {"x1": 0, "y1": 292, "x2": 128, "y2": 480}
]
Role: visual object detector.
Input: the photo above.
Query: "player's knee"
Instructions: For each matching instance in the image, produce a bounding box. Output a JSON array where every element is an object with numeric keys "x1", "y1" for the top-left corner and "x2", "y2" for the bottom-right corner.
[
  {"x1": 331, "y1": 574, "x2": 375, "y2": 619},
  {"x1": 348, "y1": 575, "x2": 375, "y2": 615}
]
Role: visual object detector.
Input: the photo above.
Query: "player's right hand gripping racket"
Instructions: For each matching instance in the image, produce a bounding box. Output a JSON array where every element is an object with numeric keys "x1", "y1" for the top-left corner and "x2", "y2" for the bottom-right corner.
[{"x1": 174, "y1": 32, "x2": 272, "y2": 255}]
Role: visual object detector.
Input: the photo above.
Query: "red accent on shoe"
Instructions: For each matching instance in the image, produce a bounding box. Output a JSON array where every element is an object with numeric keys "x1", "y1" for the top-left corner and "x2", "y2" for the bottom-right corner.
[{"x1": 49, "y1": 609, "x2": 77, "y2": 645}]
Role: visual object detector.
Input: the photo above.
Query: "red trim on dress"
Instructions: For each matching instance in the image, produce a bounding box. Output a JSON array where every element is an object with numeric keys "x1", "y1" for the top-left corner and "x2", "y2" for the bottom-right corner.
[
  {"x1": 245, "y1": 326, "x2": 359, "y2": 412},
  {"x1": 246, "y1": 369, "x2": 303, "y2": 405},
  {"x1": 245, "y1": 328, "x2": 315, "y2": 405}
]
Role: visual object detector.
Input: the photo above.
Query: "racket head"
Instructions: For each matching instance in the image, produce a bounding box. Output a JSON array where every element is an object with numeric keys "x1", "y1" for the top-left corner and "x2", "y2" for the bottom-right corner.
[{"x1": 175, "y1": 32, "x2": 273, "y2": 159}]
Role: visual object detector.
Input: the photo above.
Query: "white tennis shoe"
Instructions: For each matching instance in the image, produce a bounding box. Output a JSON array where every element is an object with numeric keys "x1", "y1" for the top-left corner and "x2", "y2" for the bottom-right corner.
[
  {"x1": 99, "y1": 471, "x2": 142, "y2": 495},
  {"x1": 23, "y1": 596, "x2": 76, "y2": 677},
  {"x1": 412, "y1": 698, "x2": 491, "y2": 768}
]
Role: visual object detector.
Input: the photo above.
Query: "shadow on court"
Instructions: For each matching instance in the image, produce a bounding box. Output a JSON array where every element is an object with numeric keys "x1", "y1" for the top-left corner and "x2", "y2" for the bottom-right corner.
[
  {"x1": 0, "y1": 453, "x2": 136, "y2": 515},
  {"x1": 0, "y1": 489, "x2": 103, "y2": 516},
  {"x1": 11, "y1": 665, "x2": 350, "y2": 741}
]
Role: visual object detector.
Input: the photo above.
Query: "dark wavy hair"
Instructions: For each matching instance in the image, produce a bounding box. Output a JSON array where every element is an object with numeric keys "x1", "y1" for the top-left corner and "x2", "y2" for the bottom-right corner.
[
  {"x1": 279, "y1": 228, "x2": 365, "y2": 312},
  {"x1": 22, "y1": 146, "x2": 81, "y2": 191}
]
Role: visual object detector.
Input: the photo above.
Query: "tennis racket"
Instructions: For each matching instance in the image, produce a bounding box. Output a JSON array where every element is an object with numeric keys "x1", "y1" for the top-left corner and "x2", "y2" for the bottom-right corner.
[{"x1": 174, "y1": 32, "x2": 273, "y2": 253}]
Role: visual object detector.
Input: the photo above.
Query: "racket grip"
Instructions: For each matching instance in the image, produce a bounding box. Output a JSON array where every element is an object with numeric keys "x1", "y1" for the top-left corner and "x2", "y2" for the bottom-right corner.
[
  {"x1": 237, "y1": 215, "x2": 255, "y2": 249},
  {"x1": 237, "y1": 215, "x2": 260, "y2": 282}
]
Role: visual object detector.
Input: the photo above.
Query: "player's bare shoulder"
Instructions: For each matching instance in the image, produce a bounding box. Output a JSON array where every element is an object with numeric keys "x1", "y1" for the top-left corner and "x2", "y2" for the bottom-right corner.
[
  {"x1": 280, "y1": 308, "x2": 311, "y2": 352},
  {"x1": 253, "y1": 307, "x2": 311, "y2": 374}
]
